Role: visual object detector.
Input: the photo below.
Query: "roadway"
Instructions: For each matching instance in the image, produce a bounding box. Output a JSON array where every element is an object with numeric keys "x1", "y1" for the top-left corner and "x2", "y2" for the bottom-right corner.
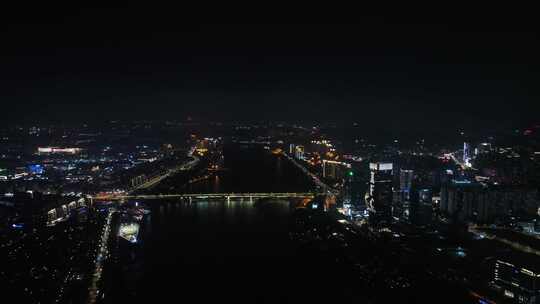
[
  {"x1": 446, "y1": 151, "x2": 476, "y2": 170},
  {"x1": 469, "y1": 225, "x2": 540, "y2": 257},
  {"x1": 86, "y1": 147, "x2": 197, "y2": 302},
  {"x1": 87, "y1": 208, "x2": 115, "y2": 304},
  {"x1": 130, "y1": 155, "x2": 200, "y2": 192},
  {"x1": 91, "y1": 192, "x2": 317, "y2": 201},
  {"x1": 448, "y1": 152, "x2": 467, "y2": 170},
  {"x1": 282, "y1": 152, "x2": 338, "y2": 195}
]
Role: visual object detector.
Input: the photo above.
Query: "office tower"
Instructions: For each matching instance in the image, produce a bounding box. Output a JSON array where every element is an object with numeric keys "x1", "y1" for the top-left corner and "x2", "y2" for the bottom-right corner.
[
  {"x1": 365, "y1": 162, "x2": 393, "y2": 226},
  {"x1": 399, "y1": 169, "x2": 414, "y2": 200}
]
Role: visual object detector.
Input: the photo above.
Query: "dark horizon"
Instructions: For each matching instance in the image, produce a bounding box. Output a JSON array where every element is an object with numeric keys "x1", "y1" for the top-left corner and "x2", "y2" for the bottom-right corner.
[{"x1": 1, "y1": 8, "x2": 539, "y2": 131}]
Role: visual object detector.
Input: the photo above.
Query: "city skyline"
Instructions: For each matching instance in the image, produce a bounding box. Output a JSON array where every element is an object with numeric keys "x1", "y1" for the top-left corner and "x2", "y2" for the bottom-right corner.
[{"x1": 2, "y1": 8, "x2": 540, "y2": 304}]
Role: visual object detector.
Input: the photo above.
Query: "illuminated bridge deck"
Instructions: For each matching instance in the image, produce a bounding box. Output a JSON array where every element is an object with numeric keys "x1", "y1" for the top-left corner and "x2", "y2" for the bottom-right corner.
[{"x1": 91, "y1": 192, "x2": 320, "y2": 202}]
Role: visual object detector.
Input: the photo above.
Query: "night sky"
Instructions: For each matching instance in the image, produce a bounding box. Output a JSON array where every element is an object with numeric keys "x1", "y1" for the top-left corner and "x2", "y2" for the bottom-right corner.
[{"x1": 1, "y1": 6, "x2": 539, "y2": 132}]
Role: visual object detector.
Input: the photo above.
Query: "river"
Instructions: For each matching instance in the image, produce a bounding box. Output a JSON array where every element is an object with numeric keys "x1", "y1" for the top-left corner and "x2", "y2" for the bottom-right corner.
[
  {"x1": 184, "y1": 144, "x2": 315, "y2": 193},
  {"x1": 101, "y1": 145, "x2": 366, "y2": 303}
]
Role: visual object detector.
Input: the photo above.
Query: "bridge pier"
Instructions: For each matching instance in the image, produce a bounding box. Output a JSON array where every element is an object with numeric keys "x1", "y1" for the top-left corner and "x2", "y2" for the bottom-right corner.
[{"x1": 189, "y1": 197, "x2": 192, "y2": 204}]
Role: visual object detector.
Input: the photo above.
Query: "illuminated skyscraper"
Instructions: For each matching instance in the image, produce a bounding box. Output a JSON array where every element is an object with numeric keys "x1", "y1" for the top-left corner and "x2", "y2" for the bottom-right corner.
[
  {"x1": 365, "y1": 162, "x2": 393, "y2": 226},
  {"x1": 463, "y1": 142, "x2": 471, "y2": 164}
]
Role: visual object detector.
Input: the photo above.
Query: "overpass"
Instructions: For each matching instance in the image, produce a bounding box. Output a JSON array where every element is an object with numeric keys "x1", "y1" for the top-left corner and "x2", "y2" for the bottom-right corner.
[{"x1": 90, "y1": 192, "x2": 318, "y2": 203}]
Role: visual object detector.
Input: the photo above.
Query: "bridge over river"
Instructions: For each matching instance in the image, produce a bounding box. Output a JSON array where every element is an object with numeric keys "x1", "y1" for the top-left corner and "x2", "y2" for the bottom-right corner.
[{"x1": 90, "y1": 192, "x2": 322, "y2": 202}]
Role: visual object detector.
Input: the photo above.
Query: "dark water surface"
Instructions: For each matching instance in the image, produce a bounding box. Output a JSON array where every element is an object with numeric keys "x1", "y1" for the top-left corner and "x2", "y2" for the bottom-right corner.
[
  {"x1": 136, "y1": 200, "x2": 318, "y2": 303},
  {"x1": 185, "y1": 145, "x2": 315, "y2": 193}
]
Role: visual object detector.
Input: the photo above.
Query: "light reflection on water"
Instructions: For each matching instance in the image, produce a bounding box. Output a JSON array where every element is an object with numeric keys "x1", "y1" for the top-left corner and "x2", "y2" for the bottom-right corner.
[{"x1": 108, "y1": 148, "x2": 317, "y2": 303}]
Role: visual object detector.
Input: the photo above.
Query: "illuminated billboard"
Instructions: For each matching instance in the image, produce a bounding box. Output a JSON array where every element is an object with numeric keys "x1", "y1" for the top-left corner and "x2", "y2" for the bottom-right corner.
[{"x1": 28, "y1": 164, "x2": 44, "y2": 174}]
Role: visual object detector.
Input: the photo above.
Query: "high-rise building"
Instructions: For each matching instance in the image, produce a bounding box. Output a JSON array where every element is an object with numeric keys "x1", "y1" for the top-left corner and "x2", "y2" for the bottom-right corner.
[
  {"x1": 295, "y1": 145, "x2": 305, "y2": 160},
  {"x1": 463, "y1": 142, "x2": 471, "y2": 164},
  {"x1": 399, "y1": 169, "x2": 414, "y2": 200},
  {"x1": 476, "y1": 142, "x2": 492, "y2": 155},
  {"x1": 365, "y1": 162, "x2": 393, "y2": 226},
  {"x1": 408, "y1": 189, "x2": 433, "y2": 226},
  {"x1": 440, "y1": 179, "x2": 491, "y2": 222},
  {"x1": 400, "y1": 169, "x2": 414, "y2": 192},
  {"x1": 322, "y1": 160, "x2": 351, "y2": 180},
  {"x1": 493, "y1": 257, "x2": 540, "y2": 303},
  {"x1": 418, "y1": 189, "x2": 432, "y2": 204},
  {"x1": 441, "y1": 181, "x2": 540, "y2": 224}
]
